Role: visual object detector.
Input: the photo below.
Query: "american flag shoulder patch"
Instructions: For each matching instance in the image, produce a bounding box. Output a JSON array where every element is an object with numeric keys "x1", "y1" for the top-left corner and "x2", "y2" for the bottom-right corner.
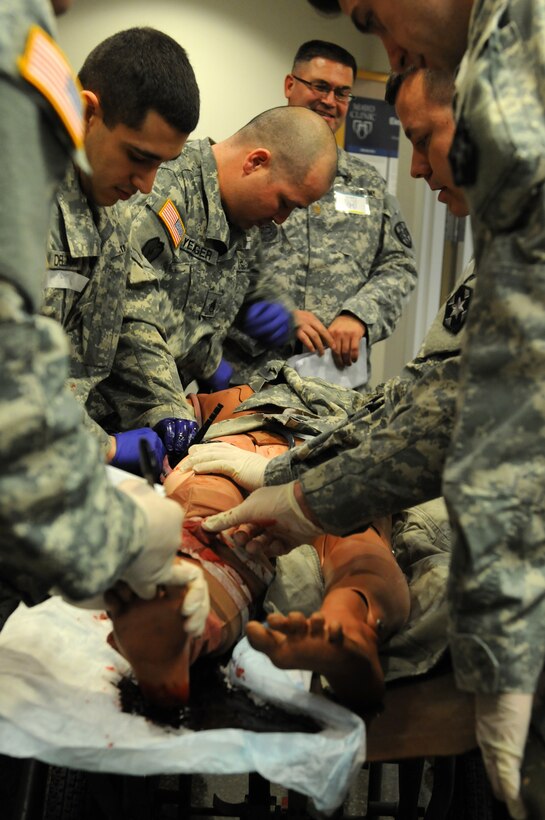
[
  {"x1": 158, "y1": 199, "x2": 186, "y2": 249},
  {"x1": 18, "y1": 25, "x2": 84, "y2": 150}
]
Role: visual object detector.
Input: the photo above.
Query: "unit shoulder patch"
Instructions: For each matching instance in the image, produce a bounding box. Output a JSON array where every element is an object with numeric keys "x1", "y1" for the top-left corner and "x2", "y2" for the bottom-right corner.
[
  {"x1": 394, "y1": 220, "x2": 412, "y2": 248},
  {"x1": 443, "y1": 284, "x2": 473, "y2": 334},
  {"x1": 18, "y1": 25, "x2": 84, "y2": 149}
]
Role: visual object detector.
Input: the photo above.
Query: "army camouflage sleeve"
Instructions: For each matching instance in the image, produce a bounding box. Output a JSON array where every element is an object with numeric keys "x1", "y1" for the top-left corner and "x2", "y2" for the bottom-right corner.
[
  {"x1": 76, "y1": 397, "x2": 112, "y2": 457},
  {"x1": 295, "y1": 354, "x2": 459, "y2": 533},
  {"x1": 340, "y1": 193, "x2": 417, "y2": 345},
  {"x1": 239, "y1": 236, "x2": 297, "y2": 315},
  {"x1": 0, "y1": 286, "x2": 147, "y2": 602},
  {"x1": 0, "y1": 0, "x2": 148, "y2": 605},
  {"x1": 94, "y1": 250, "x2": 194, "y2": 430},
  {"x1": 443, "y1": 0, "x2": 545, "y2": 695},
  {"x1": 265, "y1": 261, "x2": 476, "y2": 517}
]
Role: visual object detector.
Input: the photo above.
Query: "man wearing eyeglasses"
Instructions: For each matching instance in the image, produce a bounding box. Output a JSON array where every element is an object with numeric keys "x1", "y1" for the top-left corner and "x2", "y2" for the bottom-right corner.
[{"x1": 226, "y1": 40, "x2": 417, "y2": 390}]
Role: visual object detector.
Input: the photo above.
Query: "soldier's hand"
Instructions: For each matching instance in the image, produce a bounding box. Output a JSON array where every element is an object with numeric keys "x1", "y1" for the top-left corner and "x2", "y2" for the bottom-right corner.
[
  {"x1": 199, "y1": 358, "x2": 233, "y2": 392},
  {"x1": 328, "y1": 314, "x2": 366, "y2": 368},
  {"x1": 154, "y1": 417, "x2": 199, "y2": 465},
  {"x1": 242, "y1": 300, "x2": 292, "y2": 347},
  {"x1": 475, "y1": 691, "x2": 532, "y2": 820},
  {"x1": 294, "y1": 309, "x2": 336, "y2": 356},
  {"x1": 202, "y1": 481, "x2": 324, "y2": 553},
  {"x1": 109, "y1": 428, "x2": 165, "y2": 479},
  {"x1": 180, "y1": 441, "x2": 268, "y2": 491}
]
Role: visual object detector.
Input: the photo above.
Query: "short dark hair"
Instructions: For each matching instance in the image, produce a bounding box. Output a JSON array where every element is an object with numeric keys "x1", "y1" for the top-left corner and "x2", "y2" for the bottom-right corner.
[
  {"x1": 307, "y1": 0, "x2": 341, "y2": 13},
  {"x1": 293, "y1": 39, "x2": 357, "y2": 79},
  {"x1": 385, "y1": 67, "x2": 455, "y2": 107},
  {"x1": 78, "y1": 27, "x2": 200, "y2": 134}
]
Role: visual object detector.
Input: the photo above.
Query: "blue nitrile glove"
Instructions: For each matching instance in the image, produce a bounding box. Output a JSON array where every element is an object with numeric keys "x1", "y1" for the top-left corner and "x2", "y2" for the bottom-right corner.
[
  {"x1": 111, "y1": 428, "x2": 166, "y2": 478},
  {"x1": 200, "y1": 358, "x2": 233, "y2": 392},
  {"x1": 242, "y1": 301, "x2": 291, "y2": 347},
  {"x1": 154, "y1": 417, "x2": 199, "y2": 465}
]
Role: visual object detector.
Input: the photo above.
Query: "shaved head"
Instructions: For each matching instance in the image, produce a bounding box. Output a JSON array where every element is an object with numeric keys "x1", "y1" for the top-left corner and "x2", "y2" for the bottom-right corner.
[{"x1": 232, "y1": 106, "x2": 337, "y2": 187}]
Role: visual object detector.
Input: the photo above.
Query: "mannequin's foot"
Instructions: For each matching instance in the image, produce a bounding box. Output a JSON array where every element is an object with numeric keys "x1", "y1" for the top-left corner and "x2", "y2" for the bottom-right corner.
[
  {"x1": 246, "y1": 606, "x2": 384, "y2": 712},
  {"x1": 105, "y1": 582, "x2": 191, "y2": 707}
]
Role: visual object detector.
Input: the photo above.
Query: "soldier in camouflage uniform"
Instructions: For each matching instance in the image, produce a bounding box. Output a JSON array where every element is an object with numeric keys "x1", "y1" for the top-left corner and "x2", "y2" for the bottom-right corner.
[
  {"x1": 304, "y1": 1, "x2": 542, "y2": 815},
  {"x1": 129, "y1": 106, "x2": 338, "y2": 392},
  {"x1": 41, "y1": 28, "x2": 202, "y2": 476},
  {"x1": 224, "y1": 40, "x2": 417, "y2": 389},
  {"x1": 0, "y1": 2, "x2": 207, "y2": 637}
]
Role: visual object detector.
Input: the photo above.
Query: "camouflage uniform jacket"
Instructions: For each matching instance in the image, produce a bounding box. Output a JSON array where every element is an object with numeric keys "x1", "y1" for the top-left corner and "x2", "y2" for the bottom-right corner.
[
  {"x1": 41, "y1": 164, "x2": 192, "y2": 456},
  {"x1": 225, "y1": 147, "x2": 417, "y2": 382},
  {"x1": 264, "y1": 261, "x2": 476, "y2": 530},
  {"x1": 443, "y1": 0, "x2": 545, "y2": 694},
  {"x1": 0, "y1": 0, "x2": 146, "y2": 606},
  {"x1": 129, "y1": 138, "x2": 289, "y2": 385}
]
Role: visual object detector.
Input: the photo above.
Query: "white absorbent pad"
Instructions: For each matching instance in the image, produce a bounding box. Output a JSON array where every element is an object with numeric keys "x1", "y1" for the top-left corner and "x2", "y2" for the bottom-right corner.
[{"x1": 0, "y1": 598, "x2": 365, "y2": 814}]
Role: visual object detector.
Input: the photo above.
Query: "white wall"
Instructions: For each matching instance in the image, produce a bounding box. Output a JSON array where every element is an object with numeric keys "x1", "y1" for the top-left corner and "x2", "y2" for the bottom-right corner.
[{"x1": 58, "y1": 0, "x2": 386, "y2": 140}]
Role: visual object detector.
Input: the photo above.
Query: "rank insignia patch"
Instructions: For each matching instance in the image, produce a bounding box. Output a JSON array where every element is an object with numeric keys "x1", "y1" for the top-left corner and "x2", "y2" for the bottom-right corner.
[
  {"x1": 259, "y1": 223, "x2": 278, "y2": 242},
  {"x1": 443, "y1": 284, "x2": 473, "y2": 334},
  {"x1": 142, "y1": 237, "x2": 165, "y2": 263},
  {"x1": 158, "y1": 199, "x2": 185, "y2": 249}
]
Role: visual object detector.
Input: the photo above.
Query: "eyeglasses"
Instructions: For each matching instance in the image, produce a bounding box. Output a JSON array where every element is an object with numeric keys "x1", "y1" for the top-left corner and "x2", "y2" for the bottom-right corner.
[{"x1": 291, "y1": 74, "x2": 354, "y2": 103}]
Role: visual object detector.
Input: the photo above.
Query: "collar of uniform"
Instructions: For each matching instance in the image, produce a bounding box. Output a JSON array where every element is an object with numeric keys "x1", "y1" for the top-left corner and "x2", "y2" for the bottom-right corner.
[
  {"x1": 198, "y1": 137, "x2": 247, "y2": 252},
  {"x1": 466, "y1": 0, "x2": 492, "y2": 55},
  {"x1": 56, "y1": 163, "x2": 127, "y2": 259},
  {"x1": 336, "y1": 147, "x2": 355, "y2": 183},
  {"x1": 55, "y1": 163, "x2": 102, "y2": 258}
]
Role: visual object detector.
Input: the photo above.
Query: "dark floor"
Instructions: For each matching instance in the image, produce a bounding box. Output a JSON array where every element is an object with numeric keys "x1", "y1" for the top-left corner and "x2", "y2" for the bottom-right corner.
[{"x1": 2, "y1": 754, "x2": 434, "y2": 820}]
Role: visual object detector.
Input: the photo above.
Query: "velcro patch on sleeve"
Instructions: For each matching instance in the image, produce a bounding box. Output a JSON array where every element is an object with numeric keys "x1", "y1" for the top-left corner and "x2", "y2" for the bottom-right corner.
[
  {"x1": 158, "y1": 199, "x2": 186, "y2": 249},
  {"x1": 18, "y1": 25, "x2": 84, "y2": 150}
]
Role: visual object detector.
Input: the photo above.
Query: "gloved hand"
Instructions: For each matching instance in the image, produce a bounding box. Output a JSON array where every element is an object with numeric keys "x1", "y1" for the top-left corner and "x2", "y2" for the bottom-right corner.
[
  {"x1": 110, "y1": 428, "x2": 166, "y2": 478},
  {"x1": 181, "y1": 442, "x2": 268, "y2": 491},
  {"x1": 154, "y1": 417, "x2": 199, "y2": 464},
  {"x1": 118, "y1": 481, "x2": 209, "y2": 634},
  {"x1": 203, "y1": 481, "x2": 323, "y2": 553},
  {"x1": 475, "y1": 691, "x2": 533, "y2": 820},
  {"x1": 57, "y1": 480, "x2": 210, "y2": 635},
  {"x1": 242, "y1": 301, "x2": 291, "y2": 347},
  {"x1": 200, "y1": 358, "x2": 233, "y2": 392}
]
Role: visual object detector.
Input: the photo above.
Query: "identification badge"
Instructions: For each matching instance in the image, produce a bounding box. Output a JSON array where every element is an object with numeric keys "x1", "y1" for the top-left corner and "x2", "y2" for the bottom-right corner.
[
  {"x1": 334, "y1": 188, "x2": 370, "y2": 216},
  {"x1": 18, "y1": 26, "x2": 84, "y2": 150}
]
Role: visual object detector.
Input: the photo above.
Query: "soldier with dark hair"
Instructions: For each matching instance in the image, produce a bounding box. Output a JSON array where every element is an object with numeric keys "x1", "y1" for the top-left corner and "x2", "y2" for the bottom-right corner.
[{"x1": 41, "y1": 28, "x2": 202, "y2": 475}]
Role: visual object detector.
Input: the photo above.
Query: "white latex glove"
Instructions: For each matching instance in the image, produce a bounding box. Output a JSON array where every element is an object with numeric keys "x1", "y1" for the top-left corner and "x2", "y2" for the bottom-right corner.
[
  {"x1": 181, "y1": 442, "x2": 268, "y2": 491},
  {"x1": 475, "y1": 691, "x2": 533, "y2": 820},
  {"x1": 117, "y1": 479, "x2": 185, "y2": 598},
  {"x1": 202, "y1": 481, "x2": 324, "y2": 552}
]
